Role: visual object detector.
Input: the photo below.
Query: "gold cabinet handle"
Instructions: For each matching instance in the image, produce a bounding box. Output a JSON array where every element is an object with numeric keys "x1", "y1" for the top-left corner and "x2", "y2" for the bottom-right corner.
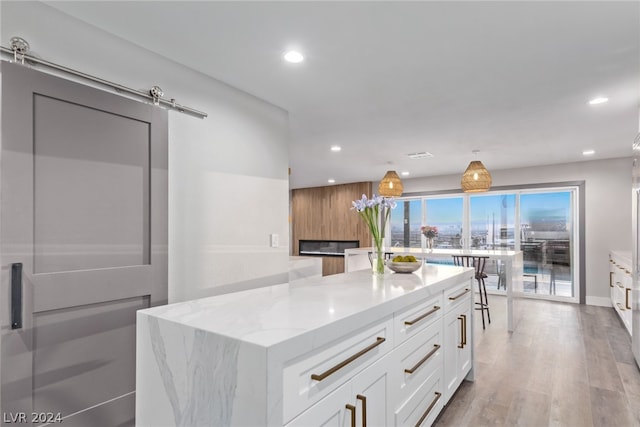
[
  {"x1": 626, "y1": 288, "x2": 632, "y2": 310},
  {"x1": 414, "y1": 391, "x2": 442, "y2": 427},
  {"x1": 311, "y1": 337, "x2": 386, "y2": 381},
  {"x1": 461, "y1": 314, "x2": 467, "y2": 347},
  {"x1": 345, "y1": 404, "x2": 356, "y2": 427},
  {"x1": 610, "y1": 272, "x2": 614, "y2": 287},
  {"x1": 449, "y1": 288, "x2": 471, "y2": 301},
  {"x1": 404, "y1": 344, "x2": 441, "y2": 374},
  {"x1": 356, "y1": 395, "x2": 367, "y2": 427},
  {"x1": 626, "y1": 269, "x2": 631, "y2": 275},
  {"x1": 457, "y1": 316, "x2": 465, "y2": 348},
  {"x1": 404, "y1": 306, "x2": 441, "y2": 326},
  {"x1": 617, "y1": 302, "x2": 626, "y2": 312}
]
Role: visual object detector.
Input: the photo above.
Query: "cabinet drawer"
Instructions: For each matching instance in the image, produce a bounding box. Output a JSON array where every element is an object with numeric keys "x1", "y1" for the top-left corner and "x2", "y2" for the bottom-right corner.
[
  {"x1": 394, "y1": 368, "x2": 443, "y2": 427},
  {"x1": 282, "y1": 316, "x2": 394, "y2": 423},
  {"x1": 444, "y1": 280, "x2": 472, "y2": 312},
  {"x1": 394, "y1": 293, "x2": 443, "y2": 345},
  {"x1": 394, "y1": 320, "x2": 443, "y2": 405},
  {"x1": 284, "y1": 380, "x2": 352, "y2": 427}
]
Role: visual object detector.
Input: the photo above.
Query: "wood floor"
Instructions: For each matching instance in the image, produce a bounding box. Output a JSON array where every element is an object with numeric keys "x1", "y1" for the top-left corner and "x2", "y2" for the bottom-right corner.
[{"x1": 435, "y1": 295, "x2": 640, "y2": 426}]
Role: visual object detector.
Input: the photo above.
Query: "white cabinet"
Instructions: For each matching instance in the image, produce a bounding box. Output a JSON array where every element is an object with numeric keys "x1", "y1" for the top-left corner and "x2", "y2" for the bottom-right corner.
[
  {"x1": 286, "y1": 381, "x2": 352, "y2": 427},
  {"x1": 394, "y1": 370, "x2": 443, "y2": 427},
  {"x1": 286, "y1": 278, "x2": 474, "y2": 427},
  {"x1": 610, "y1": 251, "x2": 632, "y2": 335},
  {"x1": 283, "y1": 317, "x2": 394, "y2": 422},
  {"x1": 443, "y1": 282, "x2": 472, "y2": 402},
  {"x1": 287, "y1": 355, "x2": 392, "y2": 427},
  {"x1": 392, "y1": 320, "x2": 444, "y2": 427},
  {"x1": 351, "y1": 356, "x2": 393, "y2": 426}
]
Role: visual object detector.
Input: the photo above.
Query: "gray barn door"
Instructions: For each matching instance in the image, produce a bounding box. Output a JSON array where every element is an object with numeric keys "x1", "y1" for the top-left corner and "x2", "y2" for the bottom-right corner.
[{"x1": 1, "y1": 62, "x2": 168, "y2": 426}]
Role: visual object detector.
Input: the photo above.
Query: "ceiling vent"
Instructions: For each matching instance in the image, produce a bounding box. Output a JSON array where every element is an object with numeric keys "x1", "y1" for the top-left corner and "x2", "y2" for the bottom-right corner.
[{"x1": 407, "y1": 152, "x2": 434, "y2": 159}]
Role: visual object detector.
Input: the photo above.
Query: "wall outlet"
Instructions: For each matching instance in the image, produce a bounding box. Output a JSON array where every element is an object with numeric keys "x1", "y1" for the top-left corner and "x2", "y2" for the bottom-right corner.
[{"x1": 270, "y1": 233, "x2": 279, "y2": 248}]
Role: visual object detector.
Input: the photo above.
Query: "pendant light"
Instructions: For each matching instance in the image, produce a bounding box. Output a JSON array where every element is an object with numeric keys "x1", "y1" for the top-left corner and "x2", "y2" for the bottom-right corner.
[
  {"x1": 378, "y1": 170, "x2": 404, "y2": 197},
  {"x1": 461, "y1": 150, "x2": 491, "y2": 193}
]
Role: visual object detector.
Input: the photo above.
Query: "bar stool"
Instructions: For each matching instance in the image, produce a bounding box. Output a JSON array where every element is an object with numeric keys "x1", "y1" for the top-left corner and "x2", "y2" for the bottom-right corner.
[{"x1": 452, "y1": 255, "x2": 491, "y2": 329}]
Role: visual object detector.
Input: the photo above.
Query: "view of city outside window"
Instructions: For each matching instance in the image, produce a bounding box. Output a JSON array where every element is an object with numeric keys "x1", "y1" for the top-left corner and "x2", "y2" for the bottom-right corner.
[
  {"x1": 388, "y1": 189, "x2": 576, "y2": 300},
  {"x1": 520, "y1": 191, "x2": 573, "y2": 297},
  {"x1": 389, "y1": 198, "x2": 464, "y2": 248},
  {"x1": 389, "y1": 199, "x2": 422, "y2": 247},
  {"x1": 425, "y1": 197, "x2": 463, "y2": 249},
  {"x1": 469, "y1": 194, "x2": 516, "y2": 250}
]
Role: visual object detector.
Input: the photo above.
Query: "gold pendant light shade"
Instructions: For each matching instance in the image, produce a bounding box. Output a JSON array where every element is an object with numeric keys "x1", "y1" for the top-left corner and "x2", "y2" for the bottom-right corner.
[
  {"x1": 461, "y1": 160, "x2": 492, "y2": 193},
  {"x1": 378, "y1": 170, "x2": 404, "y2": 197}
]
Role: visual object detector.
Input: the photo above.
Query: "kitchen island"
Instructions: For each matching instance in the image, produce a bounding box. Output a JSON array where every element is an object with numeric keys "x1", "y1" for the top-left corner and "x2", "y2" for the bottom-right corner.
[{"x1": 136, "y1": 264, "x2": 475, "y2": 426}]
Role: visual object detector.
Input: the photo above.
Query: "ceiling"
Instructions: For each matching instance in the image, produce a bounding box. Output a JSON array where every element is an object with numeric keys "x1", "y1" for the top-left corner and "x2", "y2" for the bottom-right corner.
[{"x1": 47, "y1": 1, "x2": 640, "y2": 189}]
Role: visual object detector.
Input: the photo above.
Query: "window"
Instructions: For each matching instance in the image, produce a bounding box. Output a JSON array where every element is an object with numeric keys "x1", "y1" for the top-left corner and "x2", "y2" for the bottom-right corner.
[
  {"x1": 470, "y1": 194, "x2": 516, "y2": 250},
  {"x1": 390, "y1": 199, "x2": 422, "y2": 248},
  {"x1": 425, "y1": 197, "x2": 463, "y2": 249},
  {"x1": 392, "y1": 185, "x2": 580, "y2": 303}
]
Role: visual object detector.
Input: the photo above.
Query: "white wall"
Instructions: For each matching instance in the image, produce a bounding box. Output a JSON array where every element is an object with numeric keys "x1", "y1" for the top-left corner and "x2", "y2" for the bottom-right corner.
[
  {"x1": 1, "y1": 2, "x2": 290, "y2": 303},
  {"x1": 400, "y1": 157, "x2": 632, "y2": 306}
]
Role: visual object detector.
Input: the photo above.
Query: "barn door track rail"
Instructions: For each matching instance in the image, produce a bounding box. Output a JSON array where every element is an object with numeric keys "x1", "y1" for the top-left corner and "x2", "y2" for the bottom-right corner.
[{"x1": 0, "y1": 36, "x2": 208, "y2": 119}]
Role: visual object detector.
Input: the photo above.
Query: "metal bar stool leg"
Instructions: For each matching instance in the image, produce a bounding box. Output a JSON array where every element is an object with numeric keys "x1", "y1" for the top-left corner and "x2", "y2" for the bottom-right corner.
[
  {"x1": 476, "y1": 277, "x2": 486, "y2": 329},
  {"x1": 482, "y1": 276, "x2": 491, "y2": 324}
]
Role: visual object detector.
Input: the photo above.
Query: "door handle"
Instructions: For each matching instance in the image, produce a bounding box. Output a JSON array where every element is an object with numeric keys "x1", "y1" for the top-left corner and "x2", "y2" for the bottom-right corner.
[
  {"x1": 461, "y1": 314, "x2": 467, "y2": 347},
  {"x1": 11, "y1": 263, "x2": 22, "y2": 329},
  {"x1": 356, "y1": 395, "x2": 367, "y2": 427},
  {"x1": 345, "y1": 404, "x2": 356, "y2": 427},
  {"x1": 311, "y1": 337, "x2": 385, "y2": 381}
]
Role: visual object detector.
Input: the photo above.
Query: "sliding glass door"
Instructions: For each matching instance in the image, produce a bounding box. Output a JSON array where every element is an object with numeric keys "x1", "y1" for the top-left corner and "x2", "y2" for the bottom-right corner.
[
  {"x1": 520, "y1": 190, "x2": 575, "y2": 298},
  {"x1": 391, "y1": 186, "x2": 579, "y2": 302}
]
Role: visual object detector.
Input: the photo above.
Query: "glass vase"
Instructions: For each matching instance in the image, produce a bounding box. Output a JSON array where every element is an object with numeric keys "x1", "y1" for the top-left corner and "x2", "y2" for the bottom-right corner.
[
  {"x1": 427, "y1": 237, "x2": 434, "y2": 250},
  {"x1": 372, "y1": 238, "x2": 385, "y2": 275}
]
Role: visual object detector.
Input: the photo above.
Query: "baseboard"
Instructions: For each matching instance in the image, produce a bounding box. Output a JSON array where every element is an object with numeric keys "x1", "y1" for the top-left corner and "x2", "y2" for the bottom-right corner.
[{"x1": 585, "y1": 296, "x2": 611, "y2": 307}]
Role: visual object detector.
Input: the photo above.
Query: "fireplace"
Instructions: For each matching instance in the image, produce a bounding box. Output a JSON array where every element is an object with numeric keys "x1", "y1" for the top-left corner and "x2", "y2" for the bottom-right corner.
[{"x1": 299, "y1": 240, "x2": 360, "y2": 257}]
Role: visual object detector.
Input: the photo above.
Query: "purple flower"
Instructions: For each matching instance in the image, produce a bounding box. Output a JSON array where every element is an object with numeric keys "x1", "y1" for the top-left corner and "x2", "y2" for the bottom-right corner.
[
  {"x1": 351, "y1": 194, "x2": 369, "y2": 211},
  {"x1": 381, "y1": 197, "x2": 396, "y2": 209}
]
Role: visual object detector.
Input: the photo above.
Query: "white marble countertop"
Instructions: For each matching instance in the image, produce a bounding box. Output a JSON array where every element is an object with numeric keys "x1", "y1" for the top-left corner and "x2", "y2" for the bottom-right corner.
[
  {"x1": 345, "y1": 246, "x2": 522, "y2": 260},
  {"x1": 138, "y1": 264, "x2": 473, "y2": 350}
]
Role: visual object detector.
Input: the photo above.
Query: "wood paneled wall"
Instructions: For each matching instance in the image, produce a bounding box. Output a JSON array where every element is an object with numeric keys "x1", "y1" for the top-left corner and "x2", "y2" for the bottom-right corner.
[{"x1": 292, "y1": 182, "x2": 372, "y2": 275}]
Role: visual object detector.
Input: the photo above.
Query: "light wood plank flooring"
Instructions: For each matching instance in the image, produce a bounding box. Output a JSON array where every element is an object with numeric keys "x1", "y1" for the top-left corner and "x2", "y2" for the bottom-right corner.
[{"x1": 435, "y1": 296, "x2": 640, "y2": 426}]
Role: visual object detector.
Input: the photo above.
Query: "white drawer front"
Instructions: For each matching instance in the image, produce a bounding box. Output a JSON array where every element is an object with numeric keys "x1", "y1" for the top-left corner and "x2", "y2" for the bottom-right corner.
[
  {"x1": 394, "y1": 369, "x2": 443, "y2": 427},
  {"x1": 394, "y1": 293, "x2": 443, "y2": 345},
  {"x1": 444, "y1": 280, "x2": 472, "y2": 312},
  {"x1": 394, "y1": 320, "x2": 443, "y2": 406},
  {"x1": 282, "y1": 316, "x2": 394, "y2": 424}
]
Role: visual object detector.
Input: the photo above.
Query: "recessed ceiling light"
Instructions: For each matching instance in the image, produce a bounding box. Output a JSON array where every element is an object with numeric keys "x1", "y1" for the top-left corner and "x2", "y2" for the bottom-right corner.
[
  {"x1": 283, "y1": 51, "x2": 304, "y2": 63},
  {"x1": 328, "y1": 179, "x2": 335, "y2": 183},
  {"x1": 330, "y1": 145, "x2": 341, "y2": 152},
  {"x1": 401, "y1": 171, "x2": 410, "y2": 176},
  {"x1": 582, "y1": 149, "x2": 595, "y2": 156},
  {"x1": 407, "y1": 152, "x2": 434, "y2": 159},
  {"x1": 588, "y1": 97, "x2": 608, "y2": 105}
]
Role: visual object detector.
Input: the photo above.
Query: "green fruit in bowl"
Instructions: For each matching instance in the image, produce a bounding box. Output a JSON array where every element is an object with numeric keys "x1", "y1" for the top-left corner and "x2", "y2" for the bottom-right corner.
[{"x1": 391, "y1": 255, "x2": 418, "y2": 263}]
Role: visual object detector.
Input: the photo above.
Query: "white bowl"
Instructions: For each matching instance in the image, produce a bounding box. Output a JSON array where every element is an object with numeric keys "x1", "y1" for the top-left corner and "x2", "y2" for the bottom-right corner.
[{"x1": 387, "y1": 261, "x2": 422, "y2": 273}]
